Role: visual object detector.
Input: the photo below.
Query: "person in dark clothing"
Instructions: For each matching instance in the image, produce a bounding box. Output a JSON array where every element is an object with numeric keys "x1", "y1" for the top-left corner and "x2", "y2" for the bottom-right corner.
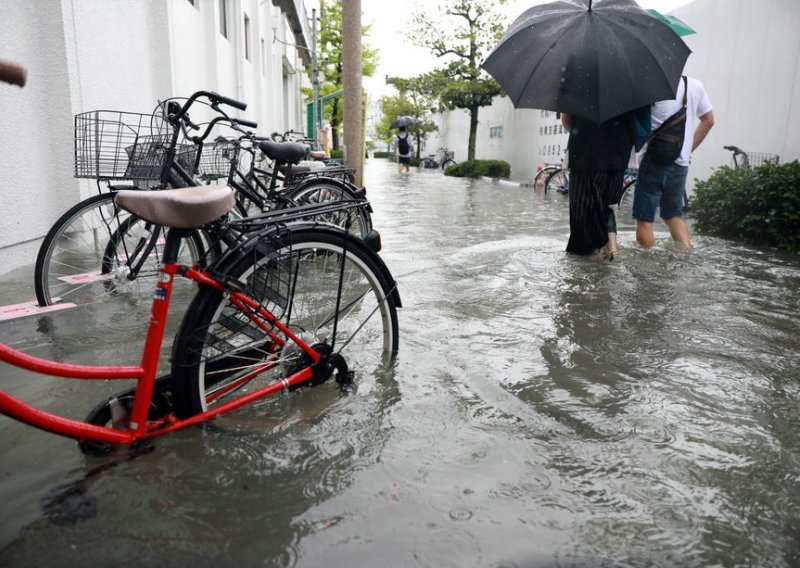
[{"x1": 560, "y1": 112, "x2": 636, "y2": 260}]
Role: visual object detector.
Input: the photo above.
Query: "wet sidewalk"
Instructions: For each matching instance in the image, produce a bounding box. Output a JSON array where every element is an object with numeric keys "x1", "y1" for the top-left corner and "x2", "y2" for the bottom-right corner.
[{"x1": 2, "y1": 159, "x2": 800, "y2": 566}]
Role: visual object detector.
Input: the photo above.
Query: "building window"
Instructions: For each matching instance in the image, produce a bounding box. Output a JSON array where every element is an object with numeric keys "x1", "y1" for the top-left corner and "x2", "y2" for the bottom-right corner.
[
  {"x1": 219, "y1": 0, "x2": 228, "y2": 38},
  {"x1": 489, "y1": 126, "x2": 504, "y2": 139},
  {"x1": 244, "y1": 14, "x2": 251, "y2": 61}
]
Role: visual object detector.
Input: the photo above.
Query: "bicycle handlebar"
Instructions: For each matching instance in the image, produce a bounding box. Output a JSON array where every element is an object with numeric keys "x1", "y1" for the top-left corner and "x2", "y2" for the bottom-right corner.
[
  {"x1": 723, "y1": 145, "x2": 744, "y2": 154},
  {"x1": 171, "y1": 90, "x2": 248, "y2": 124},
  {"x1": 0, "y1": 60, "x2": 26, "y2": 87}
]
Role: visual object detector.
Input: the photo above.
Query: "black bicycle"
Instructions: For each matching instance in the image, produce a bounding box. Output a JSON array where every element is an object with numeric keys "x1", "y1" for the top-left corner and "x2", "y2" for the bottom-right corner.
[
  {"x1": 420, "y1": 148, "x2": 457, "y2": 169},
  {"x1": 34, "y1": 92, "x2": 374, "y2": 307},
  {"x1": 723, "y1": 145, "x2": 779, "y2": 170}
]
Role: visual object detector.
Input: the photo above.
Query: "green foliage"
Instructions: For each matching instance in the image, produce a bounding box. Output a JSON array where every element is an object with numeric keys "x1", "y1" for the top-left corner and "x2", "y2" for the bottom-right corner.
[
  {"x1": 444, "y1": 159, "x2": 511, "y2": 178},
  {"x1": 329, "y1": 148, "x2": 345, "y2": 159},
  {"x1": 373, "y1": 151, "x2": 391, "y2": 159},
  {"x1": 692, "y1": 161, "x2": 800, "y2": 253}
]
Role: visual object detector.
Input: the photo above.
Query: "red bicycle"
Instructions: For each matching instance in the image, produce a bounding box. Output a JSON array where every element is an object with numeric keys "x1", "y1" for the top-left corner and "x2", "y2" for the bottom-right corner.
[{"x1": 0, "y1": 62, "x2": 400, "y2": 456}]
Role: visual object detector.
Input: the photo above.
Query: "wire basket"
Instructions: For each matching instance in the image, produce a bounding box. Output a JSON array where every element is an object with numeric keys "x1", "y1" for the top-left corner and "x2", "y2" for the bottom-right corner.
[
  {"x1": 444, "y1": 150, "x2": 455, "y2": 160},
  {"x1": 745, "y1": 152, "x2": 779, "y2": 167},
  {"x1": 74, "y1": 110, "x2": 193, "y2": 181},
  {"x1": 198, "y1": 138, "x2": 239, "y2": 181}
]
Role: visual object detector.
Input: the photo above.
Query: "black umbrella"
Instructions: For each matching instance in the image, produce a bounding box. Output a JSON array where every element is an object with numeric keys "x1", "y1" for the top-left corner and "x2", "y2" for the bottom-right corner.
[
  {"x1": 389, "y1": 116, "x2": 420, "y2": 129},
  {"x1": 482, "y1": 0, "x2": 691, "y2": 123}
]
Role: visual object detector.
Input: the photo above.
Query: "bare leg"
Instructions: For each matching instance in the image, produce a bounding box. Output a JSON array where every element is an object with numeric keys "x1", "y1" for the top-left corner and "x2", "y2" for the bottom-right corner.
[
  {"x1": 601, "y1": 231, "x2": 618, "y2": 260},
  {"x1": 636, "y1": 220, "x2": 656, "y2": 247},
  {"x1": 664, "y1": 216, "x2": 692, "y2": 251}
]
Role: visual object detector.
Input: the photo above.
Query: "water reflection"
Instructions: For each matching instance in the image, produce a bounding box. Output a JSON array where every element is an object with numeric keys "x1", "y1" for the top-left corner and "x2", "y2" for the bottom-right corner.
[{"x1": 1, "y1": 160, "x2": 799, "y2": 565}]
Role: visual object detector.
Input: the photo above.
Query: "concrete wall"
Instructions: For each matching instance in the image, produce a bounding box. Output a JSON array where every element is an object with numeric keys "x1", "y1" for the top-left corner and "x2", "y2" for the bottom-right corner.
[
  {"x1": 0, "y1": 0, "x2": 310, "y2": 274},
  {"x1": 671, "y1": 0, "x2": 800, "y2": 184},
  {"x1": 425, "y1": 0, "x2": 799, "y2": 188}
]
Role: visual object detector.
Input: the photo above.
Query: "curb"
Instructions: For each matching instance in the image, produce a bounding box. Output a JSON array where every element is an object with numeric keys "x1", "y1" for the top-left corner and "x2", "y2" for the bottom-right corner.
[{"x1": 481, "y1": 176, "x2": 527, "y2": 188}]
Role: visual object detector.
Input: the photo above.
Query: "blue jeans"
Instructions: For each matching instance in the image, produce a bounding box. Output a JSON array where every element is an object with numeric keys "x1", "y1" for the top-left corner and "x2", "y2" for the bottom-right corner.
[{"x1": 633, "y1": 159, "x2": 689, "y2": 221}]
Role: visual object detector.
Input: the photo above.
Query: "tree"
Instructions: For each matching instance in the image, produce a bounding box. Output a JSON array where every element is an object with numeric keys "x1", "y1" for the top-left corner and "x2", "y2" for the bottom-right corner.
[
  {"x1": 408, "y1": 0, "x2": 507, "y2": 161},
  {"x1": 317, "y1": 0, "x2": 379, "y2": 150}
]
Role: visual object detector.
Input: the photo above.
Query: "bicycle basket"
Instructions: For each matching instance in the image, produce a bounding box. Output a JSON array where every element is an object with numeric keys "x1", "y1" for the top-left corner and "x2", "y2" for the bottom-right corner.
[
  {"x1": 74, "y1": 110, "x2": 178, "y2": 180},
  {"x1": 745, "y1": 152, "x2": 779, "y2": 167},
  {"x1": 445, "y1": 151, "x2": 455, "y2": 160},
  {"x1": 198, "y1": 138, "x2": 239, "y2": 181}
]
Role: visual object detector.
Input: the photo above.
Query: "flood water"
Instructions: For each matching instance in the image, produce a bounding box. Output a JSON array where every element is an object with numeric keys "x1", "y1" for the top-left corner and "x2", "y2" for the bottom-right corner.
[{"x1": 1, "y1": 159, "x2": 799, "y2": 566}]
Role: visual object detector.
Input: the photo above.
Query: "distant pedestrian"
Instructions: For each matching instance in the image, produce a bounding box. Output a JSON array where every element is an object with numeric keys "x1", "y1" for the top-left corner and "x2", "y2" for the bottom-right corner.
[
  {"x1": 561, "y1": 111, "x2": 636, "y2": 260},
  {"x1": 633, "y1": 76, "x2": 714, "y2": 251},
  {"x1": 394, "y1": 126, "x2": 414, "y2": 174}
]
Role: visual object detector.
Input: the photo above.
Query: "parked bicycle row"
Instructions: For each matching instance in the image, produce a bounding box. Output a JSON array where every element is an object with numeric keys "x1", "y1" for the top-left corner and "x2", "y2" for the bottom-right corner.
[
  {"x1": 527, "y1": 142, "x2": 781, "y2": 221},
  {"x1": 0, "y1": 62, "x2": 401, "y2": 457}
]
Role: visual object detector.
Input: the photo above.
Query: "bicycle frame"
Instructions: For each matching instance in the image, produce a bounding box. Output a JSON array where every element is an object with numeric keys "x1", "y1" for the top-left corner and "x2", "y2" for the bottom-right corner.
[{"x1": 0, "y1": 229, "x2": 322, "y2": 447}]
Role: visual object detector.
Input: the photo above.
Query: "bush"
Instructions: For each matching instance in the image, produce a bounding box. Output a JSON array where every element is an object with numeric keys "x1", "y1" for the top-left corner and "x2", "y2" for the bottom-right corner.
[
  {"x1": 329, "y1": 148, "x2": 345, "y2": 160},
  {"x1": 444, "y1": 159, "x2": 511, "y2": 179},
  {"x1": 373, "y1": 151, "x2": 391, "y2": 159},
  {"x1": 691, "y1": 161, "x2": 800, "y2": 253}
]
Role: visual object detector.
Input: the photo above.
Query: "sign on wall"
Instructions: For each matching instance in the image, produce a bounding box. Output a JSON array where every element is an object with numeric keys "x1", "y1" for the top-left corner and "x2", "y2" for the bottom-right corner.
[{"x1": 535, "y1": 110, "x2": 568, "y2": 168}]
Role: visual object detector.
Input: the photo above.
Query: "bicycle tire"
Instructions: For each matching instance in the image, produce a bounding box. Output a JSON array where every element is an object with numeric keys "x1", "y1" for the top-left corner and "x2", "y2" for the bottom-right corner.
[
  {"x1": 545, "y1": 169, "x2": 570, "y2": 195},
  {"x1": 34, "y1": 193, "x2": 203, "y2": 306},
  {"x1": 283, "y1": 178, "x2": 373, "y2": 237},
  {"x1": 534, "y1": 166, "x2": 559, "y2": 192},
  {"x1": 441, "y1": 159, "x2": 456, "y2": 170},
  {"x1": 170, "y1": 226, "x2": 400, "y2": 418},
  {"x1": 617, "y1": 178, "x2": 636, "y2": 224}
]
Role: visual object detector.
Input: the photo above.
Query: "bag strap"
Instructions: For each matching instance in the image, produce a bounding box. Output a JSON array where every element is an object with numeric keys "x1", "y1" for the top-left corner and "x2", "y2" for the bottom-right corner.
[
  {"x1": 646, "y1": 76, "x2": 688, "y2": 144},
  {"x1": 680, "y1": 75, "x2": 687, "y2": 109}
]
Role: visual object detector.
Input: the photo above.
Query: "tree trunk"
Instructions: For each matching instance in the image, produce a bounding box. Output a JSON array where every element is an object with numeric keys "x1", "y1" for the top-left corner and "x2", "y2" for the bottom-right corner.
[
  {"x1": 468, "y1": 106, "x2": 479, "y2": 161},
  {"x1": 342, "y1": 0, "x2": 363, "y2": 186}
]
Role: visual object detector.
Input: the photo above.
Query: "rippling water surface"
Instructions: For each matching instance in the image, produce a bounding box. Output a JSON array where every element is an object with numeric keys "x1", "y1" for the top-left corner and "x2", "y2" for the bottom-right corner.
[{"x1": 1, "y1": 160, "x2": 799, "y2": 566}]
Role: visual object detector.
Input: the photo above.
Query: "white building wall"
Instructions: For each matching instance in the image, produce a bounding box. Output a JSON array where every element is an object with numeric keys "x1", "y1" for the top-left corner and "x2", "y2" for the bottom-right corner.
[
  {"x1": 0, "y1": 0, "x2": 311, "y2": 274},
  {"x1": 671, "y1": 0, "x2": 800, "y2": 184}
]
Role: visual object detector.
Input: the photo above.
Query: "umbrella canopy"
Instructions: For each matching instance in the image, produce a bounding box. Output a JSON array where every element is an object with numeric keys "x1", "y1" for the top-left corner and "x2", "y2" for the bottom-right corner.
[
  {"x1": 647, "y1": 9, "x2": 696, "y2": 37},
  {"x1": 482, "y1": 0, "x2": 691, "y2": 124},
  {"x1": 389, "y1": 116, "x2": 420, "y2": 129}
]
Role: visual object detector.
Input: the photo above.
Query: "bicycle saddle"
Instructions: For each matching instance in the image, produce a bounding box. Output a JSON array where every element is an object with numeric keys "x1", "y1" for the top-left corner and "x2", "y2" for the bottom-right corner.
[
  {"x1": 258, "y1": 140, "x2": 309, "y2": 165},
  {"x1": 115, "y1": 185, "x2": 235, "y2": 229}
]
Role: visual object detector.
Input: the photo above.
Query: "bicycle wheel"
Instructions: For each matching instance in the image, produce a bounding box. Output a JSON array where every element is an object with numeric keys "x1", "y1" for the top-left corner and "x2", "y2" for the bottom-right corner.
[
  {"x1": 617, "y1": 178, "x2": 636, "y2": 224},
  {"x1": 170, "y1": 226, "x2": 400, "y2": 418},
  {"x1": 534, "y1": 166, "x2": 558, "y2": 192},
  {"x1": 441, "y1": 159, "x2": 456, "y2": 170},
  {"x1": 283, "y1": 178, "x2": 373, "y2": 237},
  {"x1": 35, "y1": 193, "x2": 203, "y2": 306},
  {"x1": 546, "y1": 169, "x2": 570, "y2": 194}
]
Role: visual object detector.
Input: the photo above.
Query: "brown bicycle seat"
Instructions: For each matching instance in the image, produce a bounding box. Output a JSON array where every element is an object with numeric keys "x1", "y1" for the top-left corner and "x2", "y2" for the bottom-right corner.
[{"x1": 115, "y1": 185, "x2": 235, "y2": 229}]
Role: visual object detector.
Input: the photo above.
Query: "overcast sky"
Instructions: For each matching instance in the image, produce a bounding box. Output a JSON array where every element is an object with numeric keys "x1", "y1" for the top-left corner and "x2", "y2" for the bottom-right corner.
[{"x1": 361, "y1": 0, "x2": 696, "y2": 99}]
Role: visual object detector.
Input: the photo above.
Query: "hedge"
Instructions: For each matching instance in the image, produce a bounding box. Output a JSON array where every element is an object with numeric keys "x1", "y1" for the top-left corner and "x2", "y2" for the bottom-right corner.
[
  {"x1": 444, "y1": 159, "x2": 511, "y2": 179},
  {"x1": 691, "y1": 160, "x2": 800, "y2": 253},
  {"x1": 373, "y1": 151, "x2": 391, "y2": 159}
]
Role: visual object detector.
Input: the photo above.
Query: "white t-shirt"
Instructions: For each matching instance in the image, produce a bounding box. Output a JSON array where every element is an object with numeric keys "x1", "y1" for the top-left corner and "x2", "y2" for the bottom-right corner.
[{"x1": 646, "y1": 76, "x2": 713, "y2": 167}]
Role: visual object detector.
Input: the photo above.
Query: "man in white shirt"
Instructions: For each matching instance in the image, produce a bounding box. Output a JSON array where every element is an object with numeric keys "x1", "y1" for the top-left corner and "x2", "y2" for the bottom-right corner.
[{"x1": 633, "y1": 76, "x2": 715, "y2": 251}]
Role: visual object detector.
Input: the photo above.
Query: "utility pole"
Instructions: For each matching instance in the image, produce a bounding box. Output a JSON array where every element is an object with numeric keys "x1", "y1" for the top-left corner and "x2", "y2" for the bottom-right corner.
[{"x1": 342, "y1": 0, "x2": 363, "y2": 186}]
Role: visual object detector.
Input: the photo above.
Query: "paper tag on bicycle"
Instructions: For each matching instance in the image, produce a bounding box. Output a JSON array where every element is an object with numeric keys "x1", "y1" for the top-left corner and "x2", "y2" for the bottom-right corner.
[
  {"x1": 154, "y1": 287, "x2": 167, "y2": 301},
  {"x1": 58, "y1": 271, "x2": 114, "y2": 285}
]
